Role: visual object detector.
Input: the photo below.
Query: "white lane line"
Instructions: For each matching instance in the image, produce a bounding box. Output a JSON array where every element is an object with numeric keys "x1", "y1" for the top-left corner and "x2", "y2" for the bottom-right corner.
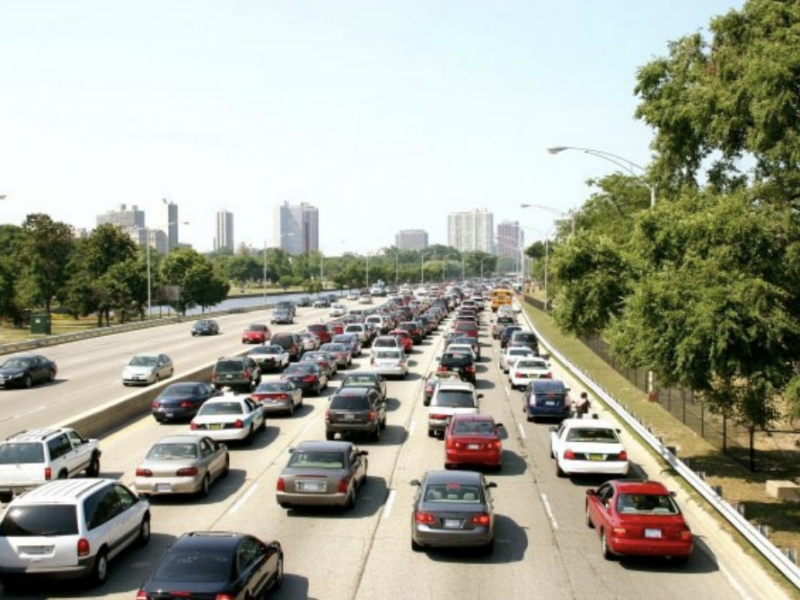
[
  {"x1": 408, "y1": 421, "x2": 417, "y2": 437},
  {"x1": 10, "y1": 405, "x2": 46, "y2": 420},
  {"x1": 719, "y1": 564, "x2": 755, "y2": 600},
  {"x1": 229, "y1": 483, "x2": 259, "y2": 514},
  {"x1": 541, "y1": 493, "x2": 559, "y2": 530},
  {"x1": 517, "y1": 422, "x2": 526, "y2": 440},
  {"x1": 382, "y1": 489, "x2": 397, "y2": 521},
  {"x1": 504, "y1": 386, "x2": 511, "y2": 396},
  {"x1": 299, "y1": 414, "x2": 320, "y2": 437}
]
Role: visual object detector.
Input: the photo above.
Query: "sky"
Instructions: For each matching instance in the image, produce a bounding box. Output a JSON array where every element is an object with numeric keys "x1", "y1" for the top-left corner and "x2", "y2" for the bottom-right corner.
[{"x1": 0, "y1": 0, "x2": 745, "y2": 255}]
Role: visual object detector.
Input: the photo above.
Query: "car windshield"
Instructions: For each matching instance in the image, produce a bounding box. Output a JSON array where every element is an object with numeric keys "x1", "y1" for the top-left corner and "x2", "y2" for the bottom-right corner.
[
  {"x1": 330, "y1": 395, "x2": 370, "y2": 410},
  {"x1": 199, "y1": 402, "x2": 244, "y2": 416},
  {"x1": 129, "y1": 355, "x2": 158, "y2": 367},
  {"x1": 215, "y1": 360, "x2": 243, "y2": 373},
  {"x1": 343, "y1": 375, "x2": 377, "y2": 386},
  {"x1": 146, "y1": 443, "x2": 199, "y2": 460},
  {"x1": 0, "y1": 443, "x2": 44, "y2": 464},
  {"x1": 452, "y1": 421, "x2": 495, "y2": 435},
  {"x1": 376, "y1": 351, "x2": 402, "y2": 360},
  {"x1": 0, "y1": 505, "x2": 78, "y2": 536},
  {"x1": 424, "y1": 484, "x2": 482, "y2": 503},
  {"x1": 153, "y1": 548, "x2": 234, "y2": 583},
  {"x1": 162, "y1": 384, "x2": 200, "y2": 397},
  {"x1": 441, "y1": 354, "x2": 471, "y2": 366},
  {"x1": 433, "y1": 390, "x2": 476, "y2": 407},
  {"x1": 247, "y1": 325, "x2": 266, "y2": 332},
  {"x1": 288, "y1": 451, "x2": 345, "y2": 469},
  {"x1": 256, "y1": 382, "x2": 290, "y2": 392},
  {"x1": 2, "y1": 358, "x2": 32, "y2": 369},
  {"x1": 616, "y1": 493, "x2": 679, "y2": 515},
  {"x1": 566, "y1": 428, "x2": 619, "y2": 443}
]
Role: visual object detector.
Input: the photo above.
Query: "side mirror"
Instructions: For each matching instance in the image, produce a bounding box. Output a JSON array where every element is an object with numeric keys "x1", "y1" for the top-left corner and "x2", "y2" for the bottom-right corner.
[
  {"x1": 359, "y1": 450, "x2": 369, "y2": 456},
  {"x1": 486, "y1": 482, "x2": 498, "y2": 489},
  {"x1": 435, "y1": 356, "x2": 441, "y2": 362},
  {"x1": 616, "y1": 428, "x2": 622, "y2": 433},
  {"x1": 586, "y1": 489, "x2": 596, "y2": 497},
  {"x1": 410, "y1": 479, "x2": 421, "y2": 487},
  {"x1": 495, "y1": 423, "x2": 504, "y2": 429},
  {"x1": 670, "y1": 491, "x2": 677, "y2": 497},
  {"x1": 548, "y1": 426, "x2": 558, "y2": 433},
  {"x1": 477, "y1": 394, "x2": 484, "y2": 399},
  {"x1": 288, "y1": 448, "x2": 294, "y2": 453}
]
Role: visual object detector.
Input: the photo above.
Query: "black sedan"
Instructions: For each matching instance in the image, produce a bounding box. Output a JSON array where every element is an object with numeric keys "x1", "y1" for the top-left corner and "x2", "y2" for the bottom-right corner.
[
  {"x1": 151, "y1": 382, "x2": 221, "y2": 422},
  {"x1": 192, "y1": 319, "x2": 220, "y2": 336},
  {"x1": 281, "y1": 363, "x2": 329, "y2": 395},
  {"x1": 0, "y1": 354, "x2": 57, "y2": 389},
  {"x1": 136, "y1": 532, "x2": 283, "y2": 600}
]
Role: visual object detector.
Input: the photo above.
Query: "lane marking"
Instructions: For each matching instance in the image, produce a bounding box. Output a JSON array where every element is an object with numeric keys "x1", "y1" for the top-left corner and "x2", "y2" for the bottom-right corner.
[
  {"x1": 382, "y1": 489, "x2": 397, "y2": 520},
  {"x1": 229, "y1": 483, "x2": 259, "y2": 514},
  {"x1": 408, "y1": 421, "x2": 417, "y2": 437},
  {"x1": 517, "y1": 422, "x2": 526, "y2": 440},
  {"x1": 541, "y1": 493, "x2": 559, "y2": 530},
  {"x1": 718, "y1": 564, "x2": 755, "y2": 600}
]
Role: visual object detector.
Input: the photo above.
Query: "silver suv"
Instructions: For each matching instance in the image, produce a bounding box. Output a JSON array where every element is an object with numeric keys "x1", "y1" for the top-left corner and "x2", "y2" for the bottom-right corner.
[
  {"x1": 0, "y1": 428, "x2": 101, "y2": 503},
  {"x1": 0, "y1": 478, "x2": 150, "y2": 588}
]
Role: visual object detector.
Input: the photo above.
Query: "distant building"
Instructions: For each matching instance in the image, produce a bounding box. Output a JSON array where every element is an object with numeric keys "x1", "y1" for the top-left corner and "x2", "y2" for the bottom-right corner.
[
  {"x1": 215, "y1": 210, "x2": 234, "y2": 252},
  {"x1": 96, "y1": 204, "x2": 145, "y2": 229},
  {"x1": 496, "y1": 221, "x2": 523, "y2": 259},
  {"x1": 274, "y1": 201, "x2": 319, "y2": 255},
  {"x1": 395, "y1": 229, "x2": 429, "y2": 251},
  {"x1": 447, "y1": 209, "x2": 494, "y2": 253},
  {"x1": 160, "y1": 199, "x2": 179, "y2": 250},
  {"x1": 128, "y1": 227, "x2": 168, "y2": 254}
]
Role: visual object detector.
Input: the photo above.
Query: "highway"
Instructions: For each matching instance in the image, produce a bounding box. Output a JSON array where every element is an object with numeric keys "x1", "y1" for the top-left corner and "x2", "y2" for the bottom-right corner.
[{"x1": 0, "y1": 300, "x2": 782, "y2": 600}]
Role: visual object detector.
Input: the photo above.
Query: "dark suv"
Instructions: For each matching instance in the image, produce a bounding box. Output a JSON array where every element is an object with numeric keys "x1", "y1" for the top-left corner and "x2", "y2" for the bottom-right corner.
[
  {"x1": 339, "y1": 371, "x2": 387, "y2": 401},
  {"x1": 437, "y1": 352, "x2": 477, "y2": 383},
  {"x1": 523, "y1": 379, "x2": 571, "y2": 422},
  {"x1": 509, "y1": 331, "x2": 539, "y2": 355},
  {"x1": 271, "y1": 332, "x2": 304, "y2": 361},
  {"x1": 211, "y1": 356, "x2": 261, "y2": 391},
  {"x1": 325, "y1": 387, "x2": 387, "y2": 441},
  {"x1": 499, "y1": 325, "x2": 523, "y2": 348}
]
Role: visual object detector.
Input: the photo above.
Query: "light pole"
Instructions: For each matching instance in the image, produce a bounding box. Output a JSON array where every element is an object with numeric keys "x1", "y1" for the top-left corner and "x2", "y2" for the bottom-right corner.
[
  {"x1": 547, "y1": 146, "x2": 656, "y2": 208},
  {"x1": 395, "y1": 249, "x2": 399, "y2": 286},
  {"x1": 521, "y1": 203, "x2": 576, "y2": 237}
]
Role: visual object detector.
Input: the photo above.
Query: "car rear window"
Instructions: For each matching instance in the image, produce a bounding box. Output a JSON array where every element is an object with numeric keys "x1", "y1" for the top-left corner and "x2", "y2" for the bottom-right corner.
[
  {"x1": 376, "y1": 350, "x2": 402, "y2": 359},
  {"x1": 330, "y1": 395, "x2": 370, "y2": 410},
  {"x1": 0, "y1": 443, "x2": 45, "y2": 464},
  {"x1": 512, "y1": 333, "x2": 537, "y2": 343},
  {"x1": 342, "y1": 376, "x2": 377, "y2": 386},
  {"x1": 440, "y1": 354, "x2": 471, "y2": 367},
  {"x1": 147, "y1": 443, "x2": 199, "y2": 460},
  {"x1": 454, "y1": 322, "x2": 476, "y2": 332},
  {"x1": 566, "y1": 428, "x2": 618, "y2": 443},
  {"x1": 215, "y1": 360, "x2": 243, "y2": 373},
  {"x1": 424, "y1": 484, "x2": 482, "y2": 503},
  {"x1": 616, "y1": 493, "x2": 679, "y2": 515},
  {"x1": 199, "y1": 402, "x2": 244, "y2": 416},
  {"x1": 452, "y1": 421, "x2": 495, "y2": 435},
  {"x1": 433, "y1": 390, "x2": 476, "y2": 407},
  {"x1": 0, "y1": 505, "x2": 78, "y2": 536},
  {"x1": 154, "y1": 548, "x2": 233, "y2": 583},
  {"x1": 288, "y1": 451, "x2": 345, "y2": 469}
]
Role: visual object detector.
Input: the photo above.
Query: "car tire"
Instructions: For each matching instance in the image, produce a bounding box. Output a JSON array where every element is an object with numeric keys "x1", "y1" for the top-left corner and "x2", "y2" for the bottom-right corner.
[
  {"x1": 87, "y1": 453, "x2": 101, "y2": 477},
  {"x1": 427, "y1": 428, "x2": 435, "y2": 438},
  {"x1": 586, "y1": 505, "x2": 594, "y2": 528},
  {"x1": 0, "y1": 491, "x2": 12, "y2": 503},
  {"x1": 555, "y1": 460, "x2": 565, "y2": 478},
  {"x1": 372, "y1": 425, "x2": 381, "y2": 442},
  {"x1": 244, "y1": 425, "x2": 255, "y2": 446},
  {"x1": 137, "y1": 515, "x2": 151, "y2": 546},
  {"x1": 0, "y1": 575, "x2": 21, "y2": 591},
  {"x1": 279, "y1": 502, "x2": 291, "y2": 509},
  {"x1": 601, "y1": 530, "x2": 616, "y2": 561},
  {"x1": 483, "y1": 538, "x2": 495, "y2": 555},
  {"x1": 199, "y1": 475, "x2": 211, "y2": 498},
  {"x1": 23, "y1": 375, "x2": 32, "y2": 389},
  {"x1": 344, "y1": 488, "x2": 356, "y2": 511},
  {"x1": 89, "y1": 548, "x2": 109, "y2": 587},
  {"x1": 411, "y1": 539, "x2": 424, "y2": 552},
  {"x1": 325, "y1": 431, "x2": 335, "y2": 441},
  {"x1": 48, "y1": 369, "x2": 56, "y2": 383}
]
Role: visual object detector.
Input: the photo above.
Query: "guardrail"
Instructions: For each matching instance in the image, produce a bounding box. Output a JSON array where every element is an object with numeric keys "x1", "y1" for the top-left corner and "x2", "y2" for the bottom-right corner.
[{"x1": 517, "y1": 302, "x2": 800, "y2": 591}]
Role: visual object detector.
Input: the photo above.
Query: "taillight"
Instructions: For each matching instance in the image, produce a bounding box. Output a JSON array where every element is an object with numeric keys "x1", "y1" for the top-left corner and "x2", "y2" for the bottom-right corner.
[
  {"x1": 446, "y1": 437, "x2": 457, "y2": 449},
  {"x1": 233, "y1": 419, "x2": 245, "y2": 428},
  {"x1": 77, "y1": 537, "x2": 90, "y2": 557},
  {"x1": 151, "y1": 401, "x2": 159, "y2": 408},
  {"x1": 176, "y1": 467, "x2": 199, "y2": 476},
  {"x1": 617, "y1": 451, "x2": 628, "y2": 461},
  {"x1": 465, "y1": 365, "x2": 476, "y2": 373},
  {"x1": 564, "y1": 449, "x2": 576, "y2": 460},
  {"x1": 337, "y1": 477, "x2": 349, "y2": 494},
  {"x1": 179, "y1": 401, "x2": 193, "y2": 408},
  {"x1": 679, "y1": 529, "x2": 693, "y2": 541},
  {"x1": 190, "y1": 422, "x2": 199, "y2": 430},
  {"x1": 243, "y1": 370, "x2": 250, "y2": 379},
  {"x1": 215, "y1": 594, "x2": 236, "y2": 600},
  {"x1": 471, "y1": 513, "x2": 491, "y2": 526},
  {"x1": 425, "y1": 385, "x2": 433, "y2": 394},
  {"x1": 514, "y1": 372, "x2": 524, "y2": 378},
  {"x1": 415, "y1": 511, "x2": 435, "y2": 524},
  {"x1": 489, "y1": 440, "x2": 501, "y2": 450},
  {"x1": 136, "y1": 468, "x2": 153, "y2": 477},
  {"x1": 44, "y1": 467, "x2": 52, "y2": 480},
  {"x1": 304, "y1": 375, "x2": 316, "y2": 382},
  {"x1": 430, "y1": 413, "x2": 448, "y2": 420},
  {"x1": 325, "y1": 410, "x2": 331, "y2": 422},
  {"x1": 277, "y1": 393, "x2": 288, "y2": 400},
  {"x1": 211, "y1": 373, "x2": 217, "y2": 382},
  {"x1": 612, "y1": 527, "x2": 628, "y2": 537},
  {"x1": 276, "y1": 477, "x2": 285, "y2": 492},
  {"x1": 543, "y1": 372, "x2": 552, "y2": 379},
  {"x1": 136, "y1": 591, "x2": 150, "y2": 600},
  {"x1": 437, "y1": 365, "x2": 446, "y2": 372},
  {"x1": 368, "y1": 410, "x2": 376, "y2": 422}
]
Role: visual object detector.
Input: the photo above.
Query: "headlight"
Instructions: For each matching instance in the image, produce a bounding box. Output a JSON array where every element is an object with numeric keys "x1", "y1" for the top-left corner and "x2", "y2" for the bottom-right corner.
[{"x1": 10, "y1": 372, "x2": 24, "y2": 378}]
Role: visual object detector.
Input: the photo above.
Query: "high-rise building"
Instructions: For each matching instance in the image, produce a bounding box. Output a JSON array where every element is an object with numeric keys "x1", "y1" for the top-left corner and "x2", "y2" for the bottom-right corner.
[
  {"x1": 160, "y1": 199, "x2": 179, "y2": 250},
  {"x1": 215, "y1": 210, "x2": 234, "y2": 252},
  {"x1": 96, "y1": 204, "x2": 145, "y2": 229},
  {"x1": 274, "y1": 201, "x2": 319, "y2": 255},
  {"x1": 447, "y1": 209, "x2": 494, "y2": 253},
  {"x1": 496, "y1": 221, "x2": 523, "y2": 259},
  {"x1": 128, "y1": 227, "x2": 168, "y2": 254},
  {"x1": 395, "y1": 229, "x2": 429, "y2": 250}
]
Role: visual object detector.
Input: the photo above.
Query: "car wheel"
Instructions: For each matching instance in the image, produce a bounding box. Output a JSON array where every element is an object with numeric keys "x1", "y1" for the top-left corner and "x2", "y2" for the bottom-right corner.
[
  {"x1": 372, "y1": 425, "x2": 381, "y2": 442},
  {"x1": 222, "y1": 456, "x2": 230, "y2": 477},
  {"x1": 279, "y1": 502, "x2": 291, "y2": 509},
  {"x1": 137, "y1": 515, "x2": 151, "y2": 546},
  {"x1": 89, "y1": 548, "x2": 109, "y2": 587},
  {"x1": 411, "y1": 539, "x2": 424, "y2": 552},
  {"x1": 344, "y1": 488, "x2": 356, "y2": 511},
  {"x1": 427, "y1": 428, "x2": 435, "y2": 438},
  {"x1": 380, "y1": 417, "x2": 387, "y2": 430},
  {"x1": 555, "y1": 460, "x2": 565, "y2": 478},
  {"x1": 601, "y1": 530, "x2": 616, "y2": 561},
  {"x1": 199, "y1": 475, "x2": 211, "y2": 498},
  {"x1": 325, "y1": 431, "x2": 335, "y2": 441},
  {"x1": 48, "y1": 369, "x2": 56, "y2": 383},
  {"x1": 244, "y1": 425, "x2": 255, "y2": 445},
  {"x1": 87, "y1": 453, "x2": 101, "y2": 477},
  {"x1": 586, "y1": 505, "x2": 594, "y2": 529},
  {"x1": 0, "y1": 575, "x2": 21, "y2": 591},
  {"x1": 483, "y1": 538, "x2": 495, "y2": 555},
  {"x1": 23, "y1": 375, "x2": 32, "y2": 389},
  {"x1": 0, "y1": 491, "x2": 12, "y2": 503}
]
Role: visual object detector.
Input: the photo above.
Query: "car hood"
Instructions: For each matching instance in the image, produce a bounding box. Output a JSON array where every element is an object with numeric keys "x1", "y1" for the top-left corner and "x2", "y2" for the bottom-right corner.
[{"x1": 0, "y1": 367, "x2": 25, "y2": 377}]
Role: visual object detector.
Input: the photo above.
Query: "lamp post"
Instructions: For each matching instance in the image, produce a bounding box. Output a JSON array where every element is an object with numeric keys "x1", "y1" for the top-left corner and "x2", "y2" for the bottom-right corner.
[
  {"x1": 395, "y1": 249, "x2": 399, "y2": 286},
  {"x1": 520, "y1": 203, "x2": 576, "y2": 237},
  {"x1": 547, "y1": 146, "x2": 655, "y2": 208}
]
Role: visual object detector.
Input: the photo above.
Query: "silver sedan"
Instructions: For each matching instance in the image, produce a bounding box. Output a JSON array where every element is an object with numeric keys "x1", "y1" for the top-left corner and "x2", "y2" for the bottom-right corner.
[{"x1": 135, "y1": 434, "x2": 229, "y2": 497}]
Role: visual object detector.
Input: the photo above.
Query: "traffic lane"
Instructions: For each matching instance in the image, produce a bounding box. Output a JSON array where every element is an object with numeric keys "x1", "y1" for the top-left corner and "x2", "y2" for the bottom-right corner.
[
  {"x1": 499, "y1": 343, "x2": 746, "y2": 600},
  {"x1": 0, "y1": 307, "x2": 334, "y2": 438},
  {"x1": 353, "y1": 332, "x2": 577, "y2": 600}
]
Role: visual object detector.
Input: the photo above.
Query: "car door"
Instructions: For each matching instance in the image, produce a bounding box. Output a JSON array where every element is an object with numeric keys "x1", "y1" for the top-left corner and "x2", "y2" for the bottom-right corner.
[
  {"x1": 589, "y1": 483, "x2": 614, "y2": 531},
  {"x1": 86, "y1": 485, "x2": 126, "y2": 556},
  {"x1": 550, "y1": 423, "x2": 565, "y2": 457},
  {"x1": 245, "y1": 398, "x2": 264, "y2": 429},
  {"x1": 65, "y1": 430, "x2": 93, "y2": 474},
  {"x1": 237, "y1": 536, "x2": 271, "y2": 598},
  {"x1": 371, "y1": 390, "x2": 386, "y2": 424},
  {"x1": 31, "y1": 356, "x2": 48, "y2": 383},
  {"x1": 198, "y1": 437, "x2": 218, "y2": 479}
]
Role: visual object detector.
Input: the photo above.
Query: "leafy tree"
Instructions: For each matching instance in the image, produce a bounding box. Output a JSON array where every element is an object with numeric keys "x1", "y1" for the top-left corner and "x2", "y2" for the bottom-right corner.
[
  {"x1": 161, "y1": 248, "x2": 227, "y2": 314},
  {"x1": 0, "y1": 225, "x2": 25, "y2": 323}
]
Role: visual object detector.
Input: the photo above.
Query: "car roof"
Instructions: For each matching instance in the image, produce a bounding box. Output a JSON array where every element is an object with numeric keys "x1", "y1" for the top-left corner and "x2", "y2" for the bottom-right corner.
[
  {"x1": 173, "y1": 531, "x2": 246, "y2": 552},
  {"x1": 424, "y1": 470, "x2": 483, "y2": 485},
  {"x1": 4, "y1": 428, "x2": 73, "y2": 442},
  {"x1": 334, "y1": 387, "x2": 371, "y2": 397},
  {"x1": 610, "y1": 479, "x2": 670, "y2": 495},
  {"x1": 12, "y1": 478, "x2": 111, "y2": 504},
  {"x1": 531, "y1": 379, "x2": 566, "y2": 391},
  {"x1": 294, "y1": 440, "x2": 354, "y2": 452},
  {"x1": 132, "y1": 352, "x2": 161, "y2": 358},
  {"x1": 562, "y1": 417, "x2": 616, "y2": 429},
  {"x1": 437, "y1": 382, "x2": 476, "y2": 391},
  {"x1": 206, "y1": 394, "x2": 247, "y2": 404},
  {"x1": 450, "y1": 413, "x2": 494, "y2": 423}
]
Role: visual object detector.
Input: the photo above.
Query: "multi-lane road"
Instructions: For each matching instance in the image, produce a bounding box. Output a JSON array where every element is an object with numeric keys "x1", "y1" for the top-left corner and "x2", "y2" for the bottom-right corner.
[{"x1": 0, "y1": 301, "x2": 787, "y2": 600}]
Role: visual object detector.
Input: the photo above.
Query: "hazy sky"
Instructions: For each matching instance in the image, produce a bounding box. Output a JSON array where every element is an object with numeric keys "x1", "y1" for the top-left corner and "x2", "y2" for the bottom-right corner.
[{"x1": 0, "y1": 1, "x2": 744, "y2": 254}]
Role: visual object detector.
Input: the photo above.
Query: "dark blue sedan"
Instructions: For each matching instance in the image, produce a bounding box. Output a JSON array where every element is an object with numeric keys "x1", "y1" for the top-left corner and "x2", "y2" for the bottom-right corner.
[
  {"x1": 151, "y1": 382, "x2": 221, "y2": 422},
  {"x1": 523, "y1": 379, "x2": 572, "y2": 422}
]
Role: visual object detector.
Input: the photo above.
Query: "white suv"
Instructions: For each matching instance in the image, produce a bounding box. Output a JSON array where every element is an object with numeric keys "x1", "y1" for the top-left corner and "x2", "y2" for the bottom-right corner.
[
  {"x1": 427, "y1": 382, "x2": 482, "y2": 438},
  {"x1": 0, "y1": 478, "x2": 150, "y2": 588},
  {"x1": 0, "y1": 428, "x2": 101, "y2": 503}
]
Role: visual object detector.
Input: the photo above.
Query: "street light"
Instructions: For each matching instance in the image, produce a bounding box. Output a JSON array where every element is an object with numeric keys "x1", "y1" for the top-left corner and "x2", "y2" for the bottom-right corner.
[
  {"x1": 547, "y1": 146, "x2": 656, "y2": 208},
  {"x1": 520, "y1": 203, "x2": 576, "y2": 237}
]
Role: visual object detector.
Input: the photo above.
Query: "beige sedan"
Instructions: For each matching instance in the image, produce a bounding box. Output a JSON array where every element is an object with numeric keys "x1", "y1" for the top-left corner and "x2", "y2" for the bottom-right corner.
[{"x1": 135, "y1": 434, "x2": 229, "y2": 497}]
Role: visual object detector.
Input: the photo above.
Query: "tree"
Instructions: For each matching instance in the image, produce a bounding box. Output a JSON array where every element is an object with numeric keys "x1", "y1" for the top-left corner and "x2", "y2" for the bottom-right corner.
[
  {"x1": 0, "y1": 225, "x2": 25, "y2": 323},
  {"x1": 160, "y1": 249, "x2": 228, "y2": 314},
  {"x1": 16, "y1": 214, "x2": 75, "y2": 317}
]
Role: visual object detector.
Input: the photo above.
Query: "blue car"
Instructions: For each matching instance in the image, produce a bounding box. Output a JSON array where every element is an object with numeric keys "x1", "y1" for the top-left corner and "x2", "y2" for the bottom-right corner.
[{"x1": 524, "y1": 379, "x2": 571, "y2": 422}]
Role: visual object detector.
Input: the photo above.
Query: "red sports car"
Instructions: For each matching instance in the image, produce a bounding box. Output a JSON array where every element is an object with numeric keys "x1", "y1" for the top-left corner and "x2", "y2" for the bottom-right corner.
[
  {"x1": 444, "y1": 413, "x2": 503, "y2": 471},
  {"x1": 585, "y1": 479, "x2": 693, "y2": 562}
]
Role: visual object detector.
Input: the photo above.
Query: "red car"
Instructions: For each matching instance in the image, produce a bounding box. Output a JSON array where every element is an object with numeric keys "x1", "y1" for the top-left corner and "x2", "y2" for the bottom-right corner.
[
  {"x1": 444, "y1": 414, "x2": 503, "y2": 471},
  {"x1": 389, "y1": 329, "x2": 413, "y2": 353},
  {"x1": 452, "y1": 320, "x2": 479, "y2": 339},
  {"x1": 585, "y1": 479, "x2": 693, "y2": 562},
  {"x1": 308, "y1": 323, "x2": 334, "y2": 344},
  {"x1": 328, "y1": 320, "x2": 346, "y2": 335},
  {"x1": 242, "y1": 323, "x2": 271, "y2": 344}
]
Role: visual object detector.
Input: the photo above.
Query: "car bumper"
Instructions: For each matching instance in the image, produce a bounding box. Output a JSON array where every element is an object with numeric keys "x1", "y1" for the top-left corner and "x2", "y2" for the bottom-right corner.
[
  {"x1": 122, "y1": 376, "x2": 153, "y2": 385},
  {"x1": 427, "y1": 419, "x2": 450, "y2": 433},
  {"x1": 261, "y1": 400, "x2": 294, "y2": 414},
  {"x1": 445, "y1": 449, "x2": 502, "y2": 467},
  {"x1": 326, "y1": 422, "x2": 379, "y2": 435},
  {"x1": 152, "y1": 407, "x2": 198, "y2": 421},
  {"x1": 276, "y1": 491, "x2": 349, "y2": 507},
  {"x1": 135, "y1": 476, "x2": 203, "y2": 495},
  {"x1": 372, "y1": 366, "x2": 407, "y2": 377},
  {"x1": 412, "y1": 524, "x2": 493, "y2": 548},
  {"x1": 195, "y1": 427, "x2": 250, "y2": 441},
  {"x1": 559, "y1": 459, "x2": 629, "y2": 476},
  {"x1": 526, "y1": 406, "x2": 571, "y2": 420},
  {"x1": 609, "y1": 537, "x2": 693, "y2": 558},
  {"x1": 0, "y1": 555, "x2": 97, "y2": 579}
]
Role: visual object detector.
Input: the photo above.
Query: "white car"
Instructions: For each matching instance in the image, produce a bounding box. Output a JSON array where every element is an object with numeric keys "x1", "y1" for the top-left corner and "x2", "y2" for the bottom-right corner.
[
  {"x1": 508, "y1": 357, "x2": 552, "y2": 390},
  {"x1": 298, "y1": 331, "x2": 321, "y2": 351},
  {"x1": 122, "y1": 352, "x2": 174, "y2": 386},
  {"x1": 358, "y1": 294, "x2": 373, "y2": 305},
  {"x1": 427, "y1": 381, "x2": 482, "y2": 437},
  {"x1": 445, "y1": 343, "x2": 477, "y2": 362},
  {"x1": 344, "y1": 323, "x2": 369, "y2": 344},
  {"x1": 549, "y1": 418, "x2": 629, "y2": 478},
  {"x1": 347, "y1": 291, "x2": 360, "y2": 301},
  {"x1": 246, "y1": 345, "x2": 290, "y2": 371},
  {"x1": 190, "y1": 394, "x2": 266, "y2": 444},
  {"x1": 330, "y1": 303, "x2": 348, "y2": 317},
  {"x1": 498, "y1": 346, "x2": 536, "y2": 373},
  {"x1": 370, "y1": 349, "x2": 408, "y2": 379}
]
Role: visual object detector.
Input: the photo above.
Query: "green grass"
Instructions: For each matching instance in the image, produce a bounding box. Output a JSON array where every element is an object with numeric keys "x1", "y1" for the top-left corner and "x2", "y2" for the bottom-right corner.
[{"x1": 524, "y1": 302, "x2": 800, "y2": 598}]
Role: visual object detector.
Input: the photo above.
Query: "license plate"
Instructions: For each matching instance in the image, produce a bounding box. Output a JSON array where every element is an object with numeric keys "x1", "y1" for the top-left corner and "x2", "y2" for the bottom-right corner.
[
  {"x1": 344, "y1": 414, "x2": 356, "y2": 421},
  {"x1": 443, "y1": 519, "x2": 462, "y2": 529},
  {"x1": 298, "y1": 481, "x2": 324, "y2": 492},
  {"x1": 588, "y1": 454, "x2": 605, "y2": 461},
  {"x1": 21, "y1": 546, "x2": 51, "y2": 555},
  {"x1": 224, "y1": 374, "x2": 233, "y2": 380},
  {"x1": 645, "y1": 528, "x2": 662, "y2": 539},
  {"x1": 467, "y1": 444, "x2": 481, "y2": 450},
  {"x1": 209, "y1": 424, "x2": 223, "y2": 430},
  {"x1": 545, "y1": 401, "x2": 555, "y2": 406},
  {"x1": 165, "y1": 413, "x2": 174, "y2": 418},
  {"x1": 156, "y1": 484, "x2": 172, "y2": 492}
]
